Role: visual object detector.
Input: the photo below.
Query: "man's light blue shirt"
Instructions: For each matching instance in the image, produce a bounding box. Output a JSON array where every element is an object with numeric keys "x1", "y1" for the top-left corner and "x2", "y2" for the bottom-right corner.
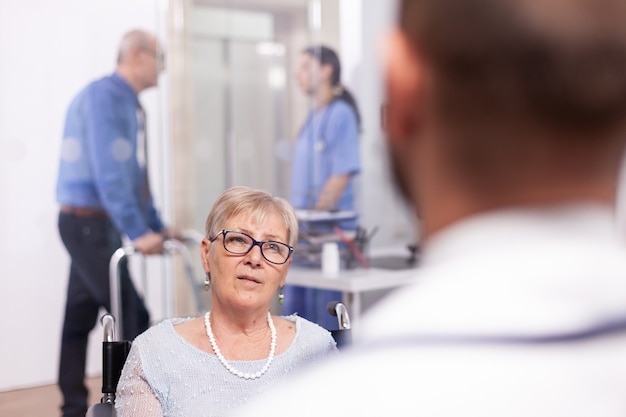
[{"x1": 56, "y1": 72, "x2": 163, "y2": 239}]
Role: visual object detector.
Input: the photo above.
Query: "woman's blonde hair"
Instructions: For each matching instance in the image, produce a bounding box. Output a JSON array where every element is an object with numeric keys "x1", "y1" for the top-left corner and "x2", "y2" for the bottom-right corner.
[{"x1": 204, "y1": 186, "x2": 299, "y2": 248}]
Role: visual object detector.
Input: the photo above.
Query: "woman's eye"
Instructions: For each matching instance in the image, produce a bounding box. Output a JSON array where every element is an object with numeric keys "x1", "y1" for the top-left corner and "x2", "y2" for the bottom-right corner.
[
  {"x1": 265, "y1": 243, "x2": 283, "y2": 253},
  {"x1": 228, "y1": 235, "x2": 248, "y2": 245}
]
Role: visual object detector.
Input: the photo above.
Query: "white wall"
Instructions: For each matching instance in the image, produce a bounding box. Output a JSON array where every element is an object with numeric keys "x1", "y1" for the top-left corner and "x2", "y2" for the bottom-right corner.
[{"x1": 0, "y1": 0, "x2": 167, "y2": 391}]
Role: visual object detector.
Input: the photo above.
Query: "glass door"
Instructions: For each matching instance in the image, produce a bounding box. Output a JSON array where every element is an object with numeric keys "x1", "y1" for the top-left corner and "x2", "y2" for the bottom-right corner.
[{"x1": 186, "y1": 4, "x2": 298, "y2": 232}]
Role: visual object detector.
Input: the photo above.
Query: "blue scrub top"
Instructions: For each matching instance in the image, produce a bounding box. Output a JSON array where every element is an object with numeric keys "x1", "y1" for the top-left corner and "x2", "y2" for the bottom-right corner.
[{"x1": 290, "y1": 99, "x2": 360, "y2": 212}]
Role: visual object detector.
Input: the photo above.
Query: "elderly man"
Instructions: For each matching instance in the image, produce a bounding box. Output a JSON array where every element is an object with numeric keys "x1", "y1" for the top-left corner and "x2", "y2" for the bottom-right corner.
[
  {"x1": 235, "y1": 0, "x2": 626, "y2": 415},
  {"x1": 55, "y1": 29, "x2": 170, "y2": 417}
]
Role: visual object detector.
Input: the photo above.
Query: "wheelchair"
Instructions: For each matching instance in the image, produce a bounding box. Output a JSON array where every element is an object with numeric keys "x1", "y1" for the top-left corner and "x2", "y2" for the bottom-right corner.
[
  {"x1": 85, "y1": 315, "x2": 128, "y2": 417},
  {"x1": 86, "y1": 301, "x2": 351, "y2": 417}
]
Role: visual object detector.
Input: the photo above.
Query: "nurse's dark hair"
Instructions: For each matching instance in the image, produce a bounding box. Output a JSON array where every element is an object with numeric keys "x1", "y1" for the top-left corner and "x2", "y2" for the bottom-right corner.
[{"x1": 304, "y1": 45, "x2": 362, "y2": 130}]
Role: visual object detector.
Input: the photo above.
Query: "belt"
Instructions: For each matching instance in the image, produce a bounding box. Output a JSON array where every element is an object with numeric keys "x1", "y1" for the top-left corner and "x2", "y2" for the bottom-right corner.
[{"x1": 61, "y1": 205, "x2": 108, "y2": 218}]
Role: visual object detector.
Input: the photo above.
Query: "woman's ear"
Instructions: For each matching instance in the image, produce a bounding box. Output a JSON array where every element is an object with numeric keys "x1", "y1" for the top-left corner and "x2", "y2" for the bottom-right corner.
[
  {"x1": 200, "y1": 238, "x2": 211, "y2": 272},
  {"x1": 384, "y1": 29, "x2": 423, "y2": 141}
]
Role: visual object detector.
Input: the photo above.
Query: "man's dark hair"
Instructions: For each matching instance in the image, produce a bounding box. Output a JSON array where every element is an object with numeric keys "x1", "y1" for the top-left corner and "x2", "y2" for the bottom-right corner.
[
  {"x1": 400, "y1": 0, "x2": 626, "y2": 132},
  {"x1": 399, "y1": 0, "x2": 626, "y2": 185}
]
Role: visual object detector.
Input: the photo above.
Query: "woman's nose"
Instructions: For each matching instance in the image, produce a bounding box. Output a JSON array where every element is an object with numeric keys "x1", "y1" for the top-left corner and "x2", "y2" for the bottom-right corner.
[{"x1": 244, "y1": 243, "x2": 263, "y2": 266}]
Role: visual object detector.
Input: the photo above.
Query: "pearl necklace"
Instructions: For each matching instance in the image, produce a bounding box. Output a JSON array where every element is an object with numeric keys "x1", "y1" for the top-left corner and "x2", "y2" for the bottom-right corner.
[{"x1": 204, "y1": 311, "x2": 277, "y2": 380}]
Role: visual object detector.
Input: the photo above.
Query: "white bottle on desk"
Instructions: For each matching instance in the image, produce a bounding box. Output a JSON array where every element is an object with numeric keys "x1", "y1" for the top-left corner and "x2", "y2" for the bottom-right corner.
[{"x1": 322, "y1": 242, "x2": 340, "y2": 278}]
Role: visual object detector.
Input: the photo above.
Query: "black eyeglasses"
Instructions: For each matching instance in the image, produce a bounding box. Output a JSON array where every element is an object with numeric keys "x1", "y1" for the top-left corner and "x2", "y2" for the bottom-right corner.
[{"x1": 211, "y1": 230, "x2": 294, "y2": 265}]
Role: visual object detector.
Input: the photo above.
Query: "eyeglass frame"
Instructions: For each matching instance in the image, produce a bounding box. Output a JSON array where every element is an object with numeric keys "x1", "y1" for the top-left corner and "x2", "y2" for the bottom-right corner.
[
  {"x1": 139, "y1": 46, "x2": 165, "y2": 63},
  {"x1": 210, "y1": 229, "x2": 294, "y2": 265}
]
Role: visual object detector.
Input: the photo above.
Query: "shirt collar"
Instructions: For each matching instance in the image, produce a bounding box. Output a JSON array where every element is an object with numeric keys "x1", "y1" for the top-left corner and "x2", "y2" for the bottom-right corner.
[
  {"x1": 421, "y1": 203, "x2": 620, "y2": 267},
  {"x1": 111, "y1": 71, "x2": 139, "y2": 103}
]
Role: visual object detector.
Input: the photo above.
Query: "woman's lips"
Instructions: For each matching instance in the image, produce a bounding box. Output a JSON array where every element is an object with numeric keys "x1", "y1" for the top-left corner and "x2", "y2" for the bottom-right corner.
[{"x1": 238, "y1": 275, "x2": 261, "y2": 284}]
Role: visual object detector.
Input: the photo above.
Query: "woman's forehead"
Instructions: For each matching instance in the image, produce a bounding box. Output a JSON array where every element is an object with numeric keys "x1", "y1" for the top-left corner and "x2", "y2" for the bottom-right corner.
[{"x1": 224, "y1": 211, "x2": 287, "y2": 236}]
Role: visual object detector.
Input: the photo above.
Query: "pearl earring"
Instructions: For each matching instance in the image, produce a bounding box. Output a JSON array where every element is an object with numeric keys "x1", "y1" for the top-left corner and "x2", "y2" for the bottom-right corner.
[
  {"x1": 204, "y1": 272, "x2": 211, "y2": 291},
  {"x1": 278, "y1": 288, "x2": 284, "y2": 305}
]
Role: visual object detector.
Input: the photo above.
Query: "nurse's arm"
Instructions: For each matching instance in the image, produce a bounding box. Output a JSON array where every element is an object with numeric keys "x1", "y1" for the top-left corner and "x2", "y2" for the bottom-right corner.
[{"x1": 316, "y1": 174, "x2": 350, "y2": 210}]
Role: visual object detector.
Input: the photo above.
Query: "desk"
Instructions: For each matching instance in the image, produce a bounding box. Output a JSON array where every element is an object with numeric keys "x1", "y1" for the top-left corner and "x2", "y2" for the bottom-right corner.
[{"x1": 286, "y1": 266, "x2": 419, "y2": 327}]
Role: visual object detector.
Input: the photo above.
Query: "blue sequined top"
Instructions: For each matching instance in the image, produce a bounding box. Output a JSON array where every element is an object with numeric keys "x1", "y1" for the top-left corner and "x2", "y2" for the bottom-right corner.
[{"x1": 116, "y1": 315, "x2": 338, "y2": 417}]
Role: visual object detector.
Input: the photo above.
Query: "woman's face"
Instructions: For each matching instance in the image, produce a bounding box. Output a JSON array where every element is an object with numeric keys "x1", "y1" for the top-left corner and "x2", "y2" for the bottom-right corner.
[
  {"x1": 295, "y1": 52, "x2": 322, "y2": 96},
  {"x1": 201, "y1": 211, "x2": 292, "y2": 312}
]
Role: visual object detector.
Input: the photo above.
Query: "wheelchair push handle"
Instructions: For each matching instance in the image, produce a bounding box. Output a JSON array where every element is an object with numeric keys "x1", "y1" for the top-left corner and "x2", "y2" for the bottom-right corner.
[
  {"x1": 101, "y1": 314, "x2": 115, "y2": 343},
  {"x1": 327, "y1": 301, "x2": 351, "y2": 330}
]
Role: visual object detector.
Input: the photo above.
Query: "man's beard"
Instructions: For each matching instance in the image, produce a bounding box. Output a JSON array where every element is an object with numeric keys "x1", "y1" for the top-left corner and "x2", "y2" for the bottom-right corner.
[{"x1": 388, "y1": 143, "x2": 411, "y2": 201}]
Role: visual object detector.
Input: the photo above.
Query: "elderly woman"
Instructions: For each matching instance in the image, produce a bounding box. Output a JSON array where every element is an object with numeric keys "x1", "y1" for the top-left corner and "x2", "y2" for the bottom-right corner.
[{"x1": 115, "y1": 186, "x2": 338, "y2": 417}]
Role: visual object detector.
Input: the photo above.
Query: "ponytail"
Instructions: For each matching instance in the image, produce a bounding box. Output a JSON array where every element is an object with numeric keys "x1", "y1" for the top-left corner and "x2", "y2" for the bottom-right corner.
[{"x1": 335, "y1": 87, "x2": 361, "y2": 132}]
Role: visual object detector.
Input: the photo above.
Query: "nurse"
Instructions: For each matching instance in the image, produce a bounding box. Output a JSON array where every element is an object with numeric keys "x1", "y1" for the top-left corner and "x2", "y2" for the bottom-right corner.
[{"x1": 284, "y1": 45, "x2": 361, "y2": 329}]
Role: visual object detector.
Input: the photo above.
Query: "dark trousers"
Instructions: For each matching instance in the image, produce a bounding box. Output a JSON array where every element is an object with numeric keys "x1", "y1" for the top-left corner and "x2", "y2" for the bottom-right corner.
[{"x1": 57, "y1": 212, "x2": 150, "y2": 417}]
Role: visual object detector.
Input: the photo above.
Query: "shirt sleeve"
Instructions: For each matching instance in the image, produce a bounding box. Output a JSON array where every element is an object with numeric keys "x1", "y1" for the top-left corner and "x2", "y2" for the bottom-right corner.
[
  {"x1": 146, "y1": 203, "x2": 165, "y2": 233},
  {"x1": 85, "y1": 84, "x2": 152, "y2": 240},
  {"x1": 324, "y1": 102, "x2": 361, "y2": 178},
  {"x1": 116, "y1": 343, "x2": 163, "y2": 417}
]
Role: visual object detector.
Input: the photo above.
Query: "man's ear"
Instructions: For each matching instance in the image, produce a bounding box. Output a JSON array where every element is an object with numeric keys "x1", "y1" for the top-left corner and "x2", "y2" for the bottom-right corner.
[{"x1": 384, "y1": 29, "x2": 423, "y2": 141}]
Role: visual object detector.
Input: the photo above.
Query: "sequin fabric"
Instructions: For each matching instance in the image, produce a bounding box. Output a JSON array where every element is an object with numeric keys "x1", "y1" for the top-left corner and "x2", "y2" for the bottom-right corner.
[{"x1": 115, "y1": 315, "x2": 337, "y2": 417}]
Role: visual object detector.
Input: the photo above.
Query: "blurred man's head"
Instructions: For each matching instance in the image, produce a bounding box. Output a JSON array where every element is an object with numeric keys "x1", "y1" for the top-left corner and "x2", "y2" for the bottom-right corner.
[
  {"x1": 385, "y1": 0, "x2": 626, "y2": 237},
  {"x1": 116, "y1": 29, "x2": 164, "y2": 92}
]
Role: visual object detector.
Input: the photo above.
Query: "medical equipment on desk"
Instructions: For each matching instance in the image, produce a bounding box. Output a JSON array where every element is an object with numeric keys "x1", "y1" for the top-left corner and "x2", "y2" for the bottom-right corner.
[{"x1": 294, "y1": 209, "x2": 379, "y2": 269}]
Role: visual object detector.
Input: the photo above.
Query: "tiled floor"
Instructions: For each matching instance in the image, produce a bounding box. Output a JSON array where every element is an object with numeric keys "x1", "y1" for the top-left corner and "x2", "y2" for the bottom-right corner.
[{"x1": 0, "y1": 377, "x2": 102, "y2": 417}]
